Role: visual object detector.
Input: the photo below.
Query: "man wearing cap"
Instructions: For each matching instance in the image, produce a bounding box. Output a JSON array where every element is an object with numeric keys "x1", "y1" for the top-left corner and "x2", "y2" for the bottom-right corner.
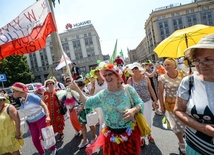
[{"x1": 10, "y1": 82, "x2": 57, "y2": 155}]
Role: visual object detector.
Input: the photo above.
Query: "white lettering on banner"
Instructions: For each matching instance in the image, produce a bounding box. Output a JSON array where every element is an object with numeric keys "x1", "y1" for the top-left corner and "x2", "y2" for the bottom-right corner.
[{"x1": 0, "y1": 0, "x2": 49, "y2": 45}]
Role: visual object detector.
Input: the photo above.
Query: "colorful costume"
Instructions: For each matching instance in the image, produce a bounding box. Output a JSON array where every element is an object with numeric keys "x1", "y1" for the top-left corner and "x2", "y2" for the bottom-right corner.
[
  {"x1": 85, "y1": 85, "x2": 144, "y2": 155},
  {"x1": 44, "y1": 89, "x2": 65, "y2": 134},
  {"x1": 0, "y1": 104, "x2": 23, "y2": 154}
]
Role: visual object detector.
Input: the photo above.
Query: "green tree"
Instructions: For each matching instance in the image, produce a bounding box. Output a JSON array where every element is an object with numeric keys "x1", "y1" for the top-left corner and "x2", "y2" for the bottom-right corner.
[{"x1": 0, "y1": 55, "x2": 34, "y2": 87}]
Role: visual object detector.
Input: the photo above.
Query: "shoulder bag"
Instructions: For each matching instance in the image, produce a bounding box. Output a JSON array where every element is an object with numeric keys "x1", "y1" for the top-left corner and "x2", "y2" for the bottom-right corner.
[{"x1": 125, "y1": 86, "x2": 151, "y2": 137}]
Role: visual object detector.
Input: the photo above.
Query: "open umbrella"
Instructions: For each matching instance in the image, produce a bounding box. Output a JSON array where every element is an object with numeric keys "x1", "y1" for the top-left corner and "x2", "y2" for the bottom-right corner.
[{"x1": 154, "y1": 24, "x2": 214, "y2": 58}]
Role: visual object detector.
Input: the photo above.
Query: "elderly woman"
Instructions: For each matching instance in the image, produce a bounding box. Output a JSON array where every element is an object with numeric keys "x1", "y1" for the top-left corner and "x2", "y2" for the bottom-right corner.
[
  {"x1": 174, "y1": 34, "x2": 214, "y2": 155},
  {"x1": 0, "y1": 93, "x2": 23, "y2": 155},
  {"x1": 10, "y1": 82, "x2": 57, "y2": 155},
  {"x1": 43, "y1": 79, "x2": 65, "y2": 143},
  {"x1": 69, "y1": 64, "x2": 144, "y2": 155},
  {"x1": 158, "y1": 58, "x2": 187, "y2": 155},
  {"x1": 127, "y1": 62, "x2": 157, "y2": 146}
]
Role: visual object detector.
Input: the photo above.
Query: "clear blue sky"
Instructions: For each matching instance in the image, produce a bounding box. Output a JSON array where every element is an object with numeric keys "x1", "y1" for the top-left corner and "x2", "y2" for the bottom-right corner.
[{"x1": 0, "y1": 0, "x2": 189, "y2": 57}]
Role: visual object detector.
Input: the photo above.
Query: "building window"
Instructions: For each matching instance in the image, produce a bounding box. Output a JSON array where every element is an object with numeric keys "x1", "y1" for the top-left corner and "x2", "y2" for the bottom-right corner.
[
  {"x1": 187, "y1": 14, "x2": 198, "y2": 26},
  {"x1": 158, "y1": 21, "x2": 169, "y2": 41},
  {"x1": 88, "y1": 32, "x2": 91, "y2": 36},
  {"x1": 84, "y1": 34, "x2": 87, "y2": 37},
  {"x1": 173, "y1": 18, "x2": 183, "y2": 31},
  {"x1": 62, "y1": 42, "x2": 70, "y2": 52},
  {"x1": 84, "y1": 37, "x2": 93, "y2": 45},
  {"x1": 201, "y1": 11, "x2": 213, "y2": 25}
]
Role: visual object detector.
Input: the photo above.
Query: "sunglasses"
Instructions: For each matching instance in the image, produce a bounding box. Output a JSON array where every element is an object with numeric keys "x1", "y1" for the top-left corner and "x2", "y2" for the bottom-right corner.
[
  {"x1": 0, "y1": 99, "x2": 5, "y2": 102},
  {"x1": 46, "y1": 83, "x2": 54, "y2": 86},
  {"x1": 66, "y1": 80, "x2": 71, "y2": 83},
  {"x1": 103, "y1": 72, "x2": 114, "y2": 78}
]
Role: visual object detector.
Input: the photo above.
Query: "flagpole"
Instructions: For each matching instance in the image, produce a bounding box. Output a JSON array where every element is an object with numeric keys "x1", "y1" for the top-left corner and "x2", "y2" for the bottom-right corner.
[
  {"x1": 56, "y1": 33, "x2": 73, "y2": 80},
  {"x1": 48, "y1": 0, "x2": 73, "y2": 80}
]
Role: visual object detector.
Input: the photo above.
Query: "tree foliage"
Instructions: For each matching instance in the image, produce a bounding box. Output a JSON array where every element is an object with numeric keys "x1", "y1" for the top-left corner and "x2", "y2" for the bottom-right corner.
[{"x1": 0, "y1": 55, "x2": 34, "y2": 87}]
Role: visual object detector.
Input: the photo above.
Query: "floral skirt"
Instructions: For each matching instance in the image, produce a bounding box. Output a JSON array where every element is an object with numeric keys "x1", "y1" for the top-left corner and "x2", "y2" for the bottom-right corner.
[{"x1": 86, "y1": 122, "x2": 141, "y2": 155}]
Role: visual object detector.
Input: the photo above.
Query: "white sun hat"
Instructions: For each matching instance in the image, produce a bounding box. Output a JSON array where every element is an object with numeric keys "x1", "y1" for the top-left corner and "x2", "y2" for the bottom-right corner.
[{"x1": 127, "y1": 62, "x2": 146, "y2": 75}]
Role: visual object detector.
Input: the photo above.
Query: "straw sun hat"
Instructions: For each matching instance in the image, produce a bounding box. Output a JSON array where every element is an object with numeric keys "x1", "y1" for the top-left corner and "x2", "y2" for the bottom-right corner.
[{"x1": 10, "y1": 82, "x2": 28, "y2": 93}]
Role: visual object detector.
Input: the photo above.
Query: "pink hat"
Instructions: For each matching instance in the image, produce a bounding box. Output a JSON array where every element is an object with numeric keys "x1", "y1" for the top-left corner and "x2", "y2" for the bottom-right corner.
[
  {"x1": 100, "y1": 64, "x2": 123, "y2": 82},
  {"x1": 35, "y1": 84, "x2": 45, "y2": 91},
  {"x1": 10, "y1": 82, "x2": 28, "y2": 93}
]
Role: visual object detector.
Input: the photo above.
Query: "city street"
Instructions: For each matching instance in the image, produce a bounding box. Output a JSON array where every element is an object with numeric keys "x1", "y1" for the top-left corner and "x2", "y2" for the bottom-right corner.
[{"x1": 19, "y1": 110, "x2": 181, "y2": 155}]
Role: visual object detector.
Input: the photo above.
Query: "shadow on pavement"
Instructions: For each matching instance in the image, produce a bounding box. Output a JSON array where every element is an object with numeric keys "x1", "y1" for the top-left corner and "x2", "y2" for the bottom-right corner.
[{"x1": 141, "y1": 142, "x2": 162, "y2": 155}]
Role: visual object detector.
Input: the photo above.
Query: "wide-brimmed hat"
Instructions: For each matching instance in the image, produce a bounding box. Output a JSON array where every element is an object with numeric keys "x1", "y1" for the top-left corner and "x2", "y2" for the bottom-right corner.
[
  {"x1": 35, "y1": 83, "x2": 45, "y2": 91},
  {"x1": 127, "y1": 62, "x2": 146, "y2": 75},
  {"x1": 100, "y1": 64, "x2": 123, "y2": 82},
  {"x1": 0, "y1": 93, "x2": 6, "y2": 99},
  {"x1": 44, "y1": 79, "x2": 56, "y2": 87},
  {"x1": 90, "y1": 67, "x2": 101, "y2": 78},
  {"x1": 49, "y1": 76, "x2": 57, "y2": 81},
  {"x1": 65, "y1": 76, "x2": 73, "y2": 82},
  {"x1": 10, "y1": 82, "x2": 28, "y2": 93},
  {"x1": 184, "y1": 34, "x2": 214, "y2": 57}
]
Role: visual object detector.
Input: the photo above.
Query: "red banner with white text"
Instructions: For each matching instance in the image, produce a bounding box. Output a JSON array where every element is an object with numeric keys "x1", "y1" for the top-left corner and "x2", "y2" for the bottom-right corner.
[{"x1": 0, "y1": 0, "x2": 57, "y2": 60}]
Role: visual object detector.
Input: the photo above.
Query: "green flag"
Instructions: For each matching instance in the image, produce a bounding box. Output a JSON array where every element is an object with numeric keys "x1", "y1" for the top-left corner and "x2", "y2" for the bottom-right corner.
[
  {"x1": 119, "y1": 49, "x2": 123, "y2": 56},
  {"x1": 110, "y1": 39, "x2": 118, "y2": 63}
]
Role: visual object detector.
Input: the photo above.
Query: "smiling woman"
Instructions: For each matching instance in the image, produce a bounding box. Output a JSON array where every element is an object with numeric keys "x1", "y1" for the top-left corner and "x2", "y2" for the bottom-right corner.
[{"x1": 69, "y1": 63, "x2": 144, "y2": 155}]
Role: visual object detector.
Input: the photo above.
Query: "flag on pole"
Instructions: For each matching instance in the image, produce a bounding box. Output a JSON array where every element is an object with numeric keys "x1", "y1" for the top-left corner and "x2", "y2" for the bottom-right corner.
[
  {"x1": 55, "y1": 52, "x2": 72, "y2": 70},
  {"x1": 109, "y1": 39, "x2": 118, "y2": 63},
  {"x1": 0, "y1": 0, "x2": 57, "y2": 60}
]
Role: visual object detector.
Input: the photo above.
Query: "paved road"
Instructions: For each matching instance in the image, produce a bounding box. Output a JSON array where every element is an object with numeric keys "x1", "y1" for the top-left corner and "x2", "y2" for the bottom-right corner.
[{"x1": 19, "y1": 111, "x2": 181, "y2": 155}]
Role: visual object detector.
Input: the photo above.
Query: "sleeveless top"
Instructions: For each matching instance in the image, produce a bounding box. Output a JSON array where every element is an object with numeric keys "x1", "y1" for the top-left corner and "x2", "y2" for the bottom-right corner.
[
  {"x1": 131, "y1": 77, "x2": 151, "y2": 102},
  {"x1": 93, "y1": 79, "x2": 108, "y2": 95},
  {"x1": 0, "y1": 104, "x2": 23, "y2": 154}
]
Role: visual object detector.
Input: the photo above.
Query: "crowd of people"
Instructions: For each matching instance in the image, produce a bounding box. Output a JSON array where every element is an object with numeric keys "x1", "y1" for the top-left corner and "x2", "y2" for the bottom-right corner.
[{"x1": 0, "y1": 34, "x2": 214, "y2": 155}]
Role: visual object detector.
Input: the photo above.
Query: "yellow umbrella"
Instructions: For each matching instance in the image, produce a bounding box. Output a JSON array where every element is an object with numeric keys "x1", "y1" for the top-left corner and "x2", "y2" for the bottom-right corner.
[{"x1": 154, "y1": 24, "x2": 214, "y2": 58}]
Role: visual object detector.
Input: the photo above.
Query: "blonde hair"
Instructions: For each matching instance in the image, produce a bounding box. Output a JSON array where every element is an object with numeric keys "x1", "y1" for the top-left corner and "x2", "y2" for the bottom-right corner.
[{"x1": 164, "y1": 58, "x2": 178, "y2": 68}]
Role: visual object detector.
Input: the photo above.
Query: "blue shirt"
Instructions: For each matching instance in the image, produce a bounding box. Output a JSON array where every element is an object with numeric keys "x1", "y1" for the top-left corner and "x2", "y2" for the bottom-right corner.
[{"x1": 20, "y1": 93, "x2": 45, "y2": 123}]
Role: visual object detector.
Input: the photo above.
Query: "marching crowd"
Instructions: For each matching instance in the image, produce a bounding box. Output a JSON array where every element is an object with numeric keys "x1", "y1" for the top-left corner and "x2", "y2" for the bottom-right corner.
[{"x1": 0, "y1": 34, "x2": 214, "y2": 155}]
